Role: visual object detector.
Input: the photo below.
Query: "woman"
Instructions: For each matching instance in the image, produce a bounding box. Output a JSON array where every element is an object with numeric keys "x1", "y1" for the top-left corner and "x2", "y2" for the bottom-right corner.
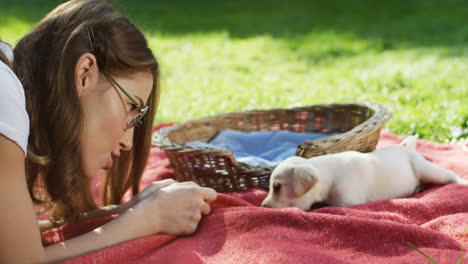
[{"x1": 0, "y1": 0, "x2": 216, "y2": 262}]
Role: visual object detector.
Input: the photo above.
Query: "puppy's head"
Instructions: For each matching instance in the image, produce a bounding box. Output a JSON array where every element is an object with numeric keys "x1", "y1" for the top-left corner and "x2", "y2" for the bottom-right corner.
[{"x1": 261, "y1": 157, "x2": 319, "y2": 211}]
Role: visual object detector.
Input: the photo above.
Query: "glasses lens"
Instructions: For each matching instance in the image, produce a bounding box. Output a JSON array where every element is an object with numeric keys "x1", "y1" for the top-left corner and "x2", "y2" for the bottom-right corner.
[{"x1": 126, "y1": 106, "x2": 149, "y2": 130}]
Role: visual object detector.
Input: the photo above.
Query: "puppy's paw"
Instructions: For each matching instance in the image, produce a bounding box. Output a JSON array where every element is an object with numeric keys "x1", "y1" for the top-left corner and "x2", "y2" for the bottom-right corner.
[
  {"x1": 450, "y1": 172, "x2": 468, "y2": 185},
  {"x1": 455, "y1": 178, "x2": 468, "y2": 185}
]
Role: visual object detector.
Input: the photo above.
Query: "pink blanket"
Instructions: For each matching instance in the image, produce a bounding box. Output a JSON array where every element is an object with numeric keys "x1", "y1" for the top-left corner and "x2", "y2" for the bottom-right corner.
[{"x1": 41, "y1": 130, "x2": 468, "y2": 264}]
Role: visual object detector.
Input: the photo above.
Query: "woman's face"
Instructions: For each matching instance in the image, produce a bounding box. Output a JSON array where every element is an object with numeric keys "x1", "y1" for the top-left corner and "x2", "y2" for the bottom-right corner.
[{"x1": 77, "y1": 57, "x2": 153, "y2": 178}]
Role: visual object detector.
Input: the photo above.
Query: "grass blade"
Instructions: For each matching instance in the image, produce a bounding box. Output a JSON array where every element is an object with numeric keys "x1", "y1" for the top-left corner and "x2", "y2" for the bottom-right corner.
[{"x1": 407, "y1": 241, "x2": 438, "y2": 264}]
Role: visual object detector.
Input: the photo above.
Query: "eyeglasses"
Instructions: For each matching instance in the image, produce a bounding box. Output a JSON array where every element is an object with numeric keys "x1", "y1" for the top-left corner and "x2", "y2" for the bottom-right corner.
[{"x1": 102, "y1": 71, "x2": 149, "y2": 130}]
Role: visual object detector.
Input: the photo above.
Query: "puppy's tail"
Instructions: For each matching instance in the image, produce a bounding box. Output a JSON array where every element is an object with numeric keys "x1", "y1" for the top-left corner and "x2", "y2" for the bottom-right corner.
[{"x1": 400, "y1": 136, "x2": 417, "y2": 151}]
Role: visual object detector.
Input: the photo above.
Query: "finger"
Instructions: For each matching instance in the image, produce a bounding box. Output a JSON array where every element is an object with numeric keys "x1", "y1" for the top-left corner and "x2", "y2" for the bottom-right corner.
[
  {"x1": 151, "y1": 178, "x2": 176, "y2": 189},
  {"x1": 200, "y1": 187, "x2": 217, "y2": 202},
  {"x1": 192, "y1": 211, "x2": 202, "y2": 222},
  {"x1": 182, "y1": 222, "x2": 199, "y2": 236},
  {"x1": 179, "y1": 181, "x2": 198, "y2": 186},
  {"x1": 138, "y1": 179, "x2": 176, "y2": 200},
  {"x1": 200, "y1": 202, "x2": 211, "y2": 215},
  {"x1": 146, "y1": 179, "x2": 176, "y2": 194}
]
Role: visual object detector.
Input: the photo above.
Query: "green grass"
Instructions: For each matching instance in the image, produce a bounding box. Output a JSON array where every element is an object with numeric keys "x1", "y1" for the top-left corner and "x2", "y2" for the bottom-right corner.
[{"x1": 1, "y1": 0, "x2": 467, "y2": 142}]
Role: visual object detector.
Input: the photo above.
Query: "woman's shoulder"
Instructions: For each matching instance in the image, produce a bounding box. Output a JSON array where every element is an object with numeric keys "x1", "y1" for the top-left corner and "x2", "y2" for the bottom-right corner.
[
  {"x1": 0, "y1": 60, "x2": 25, "y2": 98},
  {"x1": 0, "y1": 59, "x2": 29, "y2": 156}
]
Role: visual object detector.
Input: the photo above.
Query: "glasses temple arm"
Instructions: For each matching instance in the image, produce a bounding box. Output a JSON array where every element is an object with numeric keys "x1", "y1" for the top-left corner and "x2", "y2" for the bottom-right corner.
[{"x1": 102, "y1": 71, "x2": 143, "y2": 110}]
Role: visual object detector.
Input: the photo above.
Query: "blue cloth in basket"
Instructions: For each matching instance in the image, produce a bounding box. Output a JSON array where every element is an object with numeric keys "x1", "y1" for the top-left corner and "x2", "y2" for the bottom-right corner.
[{"x1": 187, "y1": 130, "x2": 339, "y2": 166}]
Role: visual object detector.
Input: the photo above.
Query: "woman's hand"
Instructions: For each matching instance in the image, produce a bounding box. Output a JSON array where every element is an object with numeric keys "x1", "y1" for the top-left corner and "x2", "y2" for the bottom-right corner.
[
  {"x1": 63, "y1": 179, "x2": 177, "y2": 226},
  {"x1": 41, "y1": 180, "x2": 216, "y2": 263},
  {"x1": 131, "y1": 181, "x2": 217, "y2": 236},
  {"x1": 115, "y1": 178, "x2": 177, "y2": 214}
]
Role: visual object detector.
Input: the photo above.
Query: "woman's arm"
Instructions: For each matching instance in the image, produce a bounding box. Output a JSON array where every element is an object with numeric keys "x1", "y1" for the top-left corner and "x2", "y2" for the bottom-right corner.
[
  {"x1": 38, "y1": 204, "x2": 122, "y2": 232},
  {"x1": 0, "y1": 135, "x2": 217, "y2": 263},
  {"x1": 39, "y1": 179, "x2": 176, "y2": 232},
  {"x1": 78, "y1": 178, "x2": 176, "y2": 221},
  {"x1": 0, "y1": 136, "x2": 44, "y2": 263},
  {"x1": 1, "y1": 135, "x2": 217, "y2": 263},
  {"x1": 42, "y1": 181, "x2": 217, "y2": 263}
]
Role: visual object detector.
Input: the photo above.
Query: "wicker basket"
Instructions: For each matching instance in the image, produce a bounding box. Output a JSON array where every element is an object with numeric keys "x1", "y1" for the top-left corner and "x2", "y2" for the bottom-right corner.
[{"x1": 152, "y1": 102, "x2": 392, "y2": 192}]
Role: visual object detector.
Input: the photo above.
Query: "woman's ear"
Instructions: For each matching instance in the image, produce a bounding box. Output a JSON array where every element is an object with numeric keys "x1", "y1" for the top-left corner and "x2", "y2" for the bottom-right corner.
[{"x1": 75, "y1": 52, "x2": 98, "y2": 96}]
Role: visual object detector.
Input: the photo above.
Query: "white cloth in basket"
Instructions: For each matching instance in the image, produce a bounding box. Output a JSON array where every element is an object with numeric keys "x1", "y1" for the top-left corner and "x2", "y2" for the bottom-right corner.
[{"x1": 187, "y1": 129, "x2": 339, "y2": 166}]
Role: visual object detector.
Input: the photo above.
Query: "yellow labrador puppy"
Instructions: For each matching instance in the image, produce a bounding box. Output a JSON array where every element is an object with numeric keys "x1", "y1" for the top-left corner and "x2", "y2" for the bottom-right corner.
[{"x1": 261, "y1": 136, "x2": 467, "y2": 211}]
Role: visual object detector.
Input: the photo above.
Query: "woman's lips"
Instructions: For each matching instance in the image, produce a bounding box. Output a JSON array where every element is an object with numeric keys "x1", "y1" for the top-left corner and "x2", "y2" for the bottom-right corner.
[{"x1": 103, "y1": 157, "x2": 113, "y2": 170}]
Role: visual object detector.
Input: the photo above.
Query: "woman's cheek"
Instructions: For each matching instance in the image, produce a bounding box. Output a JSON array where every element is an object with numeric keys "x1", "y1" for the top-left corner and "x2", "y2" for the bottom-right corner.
[{"x1": 101, "y1": 105, "x2": 126, "y2": 144}]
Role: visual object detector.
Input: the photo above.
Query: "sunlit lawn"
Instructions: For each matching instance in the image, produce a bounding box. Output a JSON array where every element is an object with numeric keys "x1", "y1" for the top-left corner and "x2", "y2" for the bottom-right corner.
[{"x1": 1, "y1": 0, "x2": 467, "y2": 142}]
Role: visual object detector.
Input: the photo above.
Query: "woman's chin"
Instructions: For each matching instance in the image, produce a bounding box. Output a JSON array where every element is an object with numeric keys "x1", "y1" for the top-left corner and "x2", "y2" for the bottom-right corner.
[
  {"x1": 81, "y1": 168, "x2": 106, "y2": 179},
  {"x1": 92, "y1": 169, "x2": 107, "y2": 179}
]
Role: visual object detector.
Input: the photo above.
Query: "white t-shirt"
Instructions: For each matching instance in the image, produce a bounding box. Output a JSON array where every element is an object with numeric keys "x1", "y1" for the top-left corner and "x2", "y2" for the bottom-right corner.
[{"x1": 0, "y1": 59, "x2": 29, "y2": 156}]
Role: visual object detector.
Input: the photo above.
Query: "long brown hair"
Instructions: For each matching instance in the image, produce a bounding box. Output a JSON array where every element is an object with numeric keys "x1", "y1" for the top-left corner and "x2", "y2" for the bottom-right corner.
[{"x1": 13, "y1": 0, "x2": 159, "y2": 225}]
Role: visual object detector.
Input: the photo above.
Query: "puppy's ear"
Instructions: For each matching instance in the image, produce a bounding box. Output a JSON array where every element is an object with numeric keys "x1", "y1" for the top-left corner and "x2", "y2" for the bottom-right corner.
[{"x1": 291, "y1": 166, "x2": 318, "y2": 197}]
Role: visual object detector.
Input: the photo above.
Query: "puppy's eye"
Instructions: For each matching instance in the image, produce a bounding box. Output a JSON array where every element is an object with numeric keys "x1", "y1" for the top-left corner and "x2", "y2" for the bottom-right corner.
[{"x1": 273, "y1": 182, "x2": 281, "y2": 193}]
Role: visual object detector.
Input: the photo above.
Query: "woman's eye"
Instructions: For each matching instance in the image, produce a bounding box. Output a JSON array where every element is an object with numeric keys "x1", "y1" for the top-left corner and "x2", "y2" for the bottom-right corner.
[{"x1": 128, "y1": 103, "x2": 138, "y2": 112}]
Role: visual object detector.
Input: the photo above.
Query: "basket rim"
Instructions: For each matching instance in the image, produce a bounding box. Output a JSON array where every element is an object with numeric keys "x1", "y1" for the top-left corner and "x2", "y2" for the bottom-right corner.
[
  {"x1": 296, "y1": 102, "x2": 393, "y2": 155},
  {"x1": 152, "y1": 101, "x2": 393, "y2": 159}
]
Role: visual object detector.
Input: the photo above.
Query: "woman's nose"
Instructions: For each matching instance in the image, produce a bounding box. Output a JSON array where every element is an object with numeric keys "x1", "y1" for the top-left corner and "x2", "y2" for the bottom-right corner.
[{"x1": 119, "y1": 127, "x2": 134, "y2": 151}]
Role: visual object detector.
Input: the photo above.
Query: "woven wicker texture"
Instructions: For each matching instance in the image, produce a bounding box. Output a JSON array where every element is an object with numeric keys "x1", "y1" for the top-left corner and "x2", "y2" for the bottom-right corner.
[{"x1": 152, "y1": 102, "x2": 392, "y2": 192}]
